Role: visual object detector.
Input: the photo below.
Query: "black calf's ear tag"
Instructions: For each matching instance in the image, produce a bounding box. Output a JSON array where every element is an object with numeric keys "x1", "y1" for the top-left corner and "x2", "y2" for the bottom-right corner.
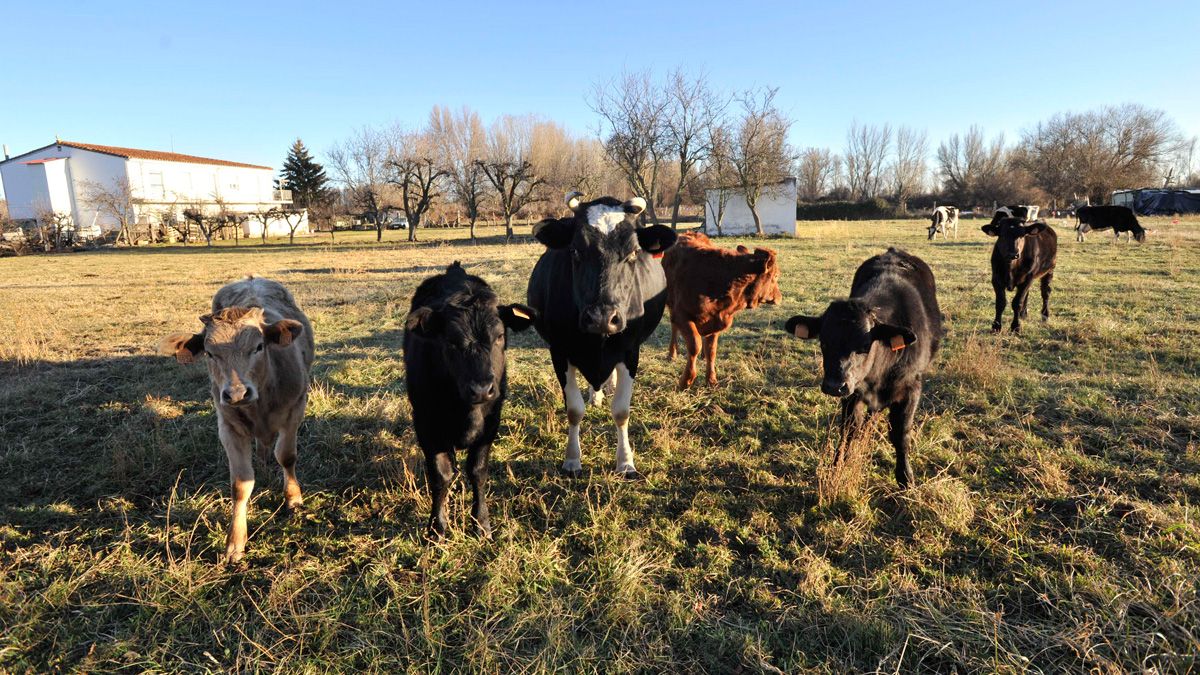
[
  {"x1": 890, "y1": 334, "x2": 907, "y2": 352},
  {"x1": 794, "y1": 323, "x2": 810, "y2": 339},
  {"x1": 511, "y1": 307, "x2": 530, "y2": 320}
]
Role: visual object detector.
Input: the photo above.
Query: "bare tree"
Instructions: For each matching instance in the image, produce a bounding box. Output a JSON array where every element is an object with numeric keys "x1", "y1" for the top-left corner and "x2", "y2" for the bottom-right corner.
[
  {"x1": 388, "y1": 130, "x2": 448, "y2": 243},
  {"x1": 281, "y1": 209, "x2": 307, "y2": 244},
  {"x1": 891, "y1": 126, "x2": 928, "y2": 213},
  {"x1": 328, "y1": 126, "x2": 394, "y2": 242},
  {"x1": 845, "y1": 121, "x2": 892, "y2": 201},
  {"x1": 662, "y1": 68, "x2": 726, "y2": 229},
  {"x1": 248, "y1": 207, "x2": 282, "y2": 245},
  {"x1": 430, "y1": 105, "x2": 489, "y2": 240},
  {"x1": 80, "y1": 177, "x2": 138, "y2": 245},
  {"x1": 936, "y1": 126, "x2": 1026, "y2": 206},
  {"x1": 701, "y1": 120, "x2": 737, "y2": 236},
  {"x1": 479, "y1": 115, "x2": 545, "y2": 241},
  {"x1": 590, "y1": 70, "x2": 669, "y2": 224},
  {"x1": 183, "y1": 205, "x2": 219, "y2": 247},
  {"x1": 796, "y1": 147, "x2": 840, "y2": 201},
  {"x1": 729, "y1": 88, "x2": 793, "y2": 236},
  {"x1": 32, "y1": 203, "x2": 72, "y2": 251}
]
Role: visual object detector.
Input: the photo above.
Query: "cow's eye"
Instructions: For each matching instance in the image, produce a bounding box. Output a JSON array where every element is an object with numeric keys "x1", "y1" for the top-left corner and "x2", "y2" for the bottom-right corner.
[{"x1": 254, "y1": 343, "x2": 264, "y2": 354}]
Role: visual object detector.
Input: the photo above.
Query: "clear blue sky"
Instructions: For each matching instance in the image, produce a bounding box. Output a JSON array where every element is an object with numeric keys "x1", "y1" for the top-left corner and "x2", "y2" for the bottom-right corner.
[{"x1": 2, "y1": 0, "x2": 1198, "y2": 187}]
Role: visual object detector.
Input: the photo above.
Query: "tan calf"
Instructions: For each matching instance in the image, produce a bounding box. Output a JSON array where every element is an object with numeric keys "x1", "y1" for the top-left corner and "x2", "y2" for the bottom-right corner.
[{"x1": 160, "y1": 277, "x2": 314, "y2": 562}]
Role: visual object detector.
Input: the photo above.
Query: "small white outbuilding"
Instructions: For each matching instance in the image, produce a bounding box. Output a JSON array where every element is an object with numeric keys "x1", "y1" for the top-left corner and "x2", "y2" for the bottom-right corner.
[{"x1": 703, "y1": 177, "x2": 797, "y2": 236}]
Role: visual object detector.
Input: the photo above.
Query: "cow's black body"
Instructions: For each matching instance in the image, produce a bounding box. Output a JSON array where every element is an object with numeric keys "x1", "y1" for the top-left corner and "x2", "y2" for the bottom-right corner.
[
  {"x1": 1075, "y1": 205, "x2": 1146, "y2": 242},
  {"x1": 785, "y1": 248, "x2": 943, "y2": 487},
  {"x1": 983, "y1": 218, "x2": 1057, "y2": 333},
  {"x1": 404, "y1": 262, "x2": 533, "y2": 536}
]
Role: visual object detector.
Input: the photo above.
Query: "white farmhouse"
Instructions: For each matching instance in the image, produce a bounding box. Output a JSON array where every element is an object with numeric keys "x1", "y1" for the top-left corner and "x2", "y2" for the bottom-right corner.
[
  {"x1": 0, "y1": 140, "x2": 307, "y2": 239},
  {"x1": 704, "y1": 177, "x2": 798, "y2": 236}
]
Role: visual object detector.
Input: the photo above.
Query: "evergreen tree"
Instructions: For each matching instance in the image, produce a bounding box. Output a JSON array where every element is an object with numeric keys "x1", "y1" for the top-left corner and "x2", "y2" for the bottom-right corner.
[{"x1": 279, "y1": 139, "x2": 330, "y2": 208}]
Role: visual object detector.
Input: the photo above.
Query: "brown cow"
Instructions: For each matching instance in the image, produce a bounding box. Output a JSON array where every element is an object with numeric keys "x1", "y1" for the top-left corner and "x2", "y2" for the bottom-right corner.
[
  {"x1": 160, "y1": 277, "x2": 314, "y2": 562},
  {"x1": 663, "y1": 232, "x2": 782, "y2": 388}
]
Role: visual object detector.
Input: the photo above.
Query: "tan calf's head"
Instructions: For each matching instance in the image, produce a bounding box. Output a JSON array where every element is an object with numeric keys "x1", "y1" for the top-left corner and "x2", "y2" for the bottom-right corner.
[
  {"x1": 160, "y1": 307, "x2": 303, "y2": 406},
  {"x1": 743, "y1": 247, "x2": 783, "y2": 308}
]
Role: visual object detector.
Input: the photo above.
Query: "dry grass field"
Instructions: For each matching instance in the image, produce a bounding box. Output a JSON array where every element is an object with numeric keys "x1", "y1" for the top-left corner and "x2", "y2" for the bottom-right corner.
[{"x1": 2, "y1": 216, "x2": 1199, "y2": 672}]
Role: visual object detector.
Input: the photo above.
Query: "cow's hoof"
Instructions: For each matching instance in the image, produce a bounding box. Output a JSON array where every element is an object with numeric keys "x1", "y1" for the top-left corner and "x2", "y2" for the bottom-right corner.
[
  {"x1": 559, "y1": 467, "x2": 583, "y2": 479},
  {"x1": 618, "y1": 469, "x2": 644, "y2": 481},
  {"x1": 990, "y1": 324, "x2": 1001, "y2": 334}
]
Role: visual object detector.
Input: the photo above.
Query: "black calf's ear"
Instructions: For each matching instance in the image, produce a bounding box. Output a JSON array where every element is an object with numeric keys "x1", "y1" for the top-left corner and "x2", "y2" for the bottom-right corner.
[
  {"x1": 499, "y1": 303, "x2": 537, "y2": 331},
  {"x1": 870, "y1": 323, "x2": 917, "y2": 351},
  {"x1": 159, "y1": 332, "x2": 205, "y2": 364},
  {"x1": 785, "y1": 315, "x2": 822, "y2": 339},
  {"x1": 265, "y1": 319, "x2": 304, "y2": 347},
  {"x1": 406, "y1": 306, "x2": 441, "y2": 335},
  {"x1": 533, "y1": 217, "x2": 576, "y2": 249},
  {"x1": 981, "y1": 224, "x2": 999, "y2": 236},
  {"x1": 636, "y1": 224, "x2": 677, "y2": 255}
]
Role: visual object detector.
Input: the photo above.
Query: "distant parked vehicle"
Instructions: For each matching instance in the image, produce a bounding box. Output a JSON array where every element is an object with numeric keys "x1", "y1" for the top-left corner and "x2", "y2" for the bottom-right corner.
[{"x1": 385, "y1": 216, "x2": 410, "y2": 230}]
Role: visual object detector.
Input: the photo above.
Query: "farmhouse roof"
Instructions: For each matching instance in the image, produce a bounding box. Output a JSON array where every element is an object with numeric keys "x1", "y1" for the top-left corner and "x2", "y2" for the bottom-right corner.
[{"x1": 1, "y1": 140, "x2": 272, "y2": 170}]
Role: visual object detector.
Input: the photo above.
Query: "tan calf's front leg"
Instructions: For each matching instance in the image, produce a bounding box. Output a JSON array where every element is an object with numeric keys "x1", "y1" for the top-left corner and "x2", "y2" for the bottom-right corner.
[
  {"x1": 274, "y1": 425, "x2": 303, "y2": 510},
  {"x1": 702, "y1": 332, "x2": 720, "y2": 386},
  {"x1": 678, "y1": 322, "x2": 702, "y2": 389},
  {"x1": 219, "y1": 423, "x2": 255, "y2": 563}
]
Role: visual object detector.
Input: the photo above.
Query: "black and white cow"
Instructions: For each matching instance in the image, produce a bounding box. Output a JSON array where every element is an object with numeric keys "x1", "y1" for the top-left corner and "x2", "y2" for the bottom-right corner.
[
  {"x1": 527, "y1": 193, "x2": 678, "y2": 479},
  {"x1": 928, "y1": 206, "x2": 959, "y2": 240},
  {"x1": 1075, "y1": 205, "x2": 1146, "y2": 243},
  {"x1": 990, "y1": 205, "x2": 1039, "y2": 225},
  {"x1": 784, "y1": 248, "x2": 943, "y2": 488},
  {"x1": 404, "y1": 262, "x2": 536, "y2": 536}
]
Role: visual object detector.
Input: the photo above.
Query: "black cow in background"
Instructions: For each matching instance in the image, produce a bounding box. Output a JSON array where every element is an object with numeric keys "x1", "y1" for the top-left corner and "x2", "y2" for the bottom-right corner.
[
  {"x1": 527, "y1": 193, "x2": 677, "y2": 479},
  {"x1": 404, "y1": 262, "x2": 536, "y2": 537},
  {"x1": 1075, "y1": 205, "x2": 1147, "y2": 243},
  {"x1": 983, "y1": 218, "x2": 1057, "y2": 333},
  {"x1": 785, "y1": 248, "x2": 943, "y2": 488}
]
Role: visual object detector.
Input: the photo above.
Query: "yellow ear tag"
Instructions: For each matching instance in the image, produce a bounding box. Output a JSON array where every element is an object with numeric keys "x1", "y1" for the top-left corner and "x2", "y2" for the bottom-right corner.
[
  {"x1": 890, "y1": 335, "x2": 907, "y2": 352},
  {"x1": 793, "y1": 324, "x2": 809, "y2": 339},
  {"x1": 511, "y1": 308, "x2": 530, "y2": 320}
]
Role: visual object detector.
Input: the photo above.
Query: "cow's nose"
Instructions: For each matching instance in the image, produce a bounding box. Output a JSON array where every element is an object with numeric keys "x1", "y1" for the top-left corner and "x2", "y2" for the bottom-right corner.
[
  {"x1": 820, "y1": 379, "x2": 850, "y2": 397},
  {"x1": 1007, "y1": 253, "x2": 1019, "y2": 261},
  {"x1": 468, "y1": 381, "x2": 497, "y2": 403},
  {"x1": 222, "y1": 385, "x2": 254, "y2": 405},
  {"x1": 583, "y1": 305, "x2": 624, "y2": 335}
]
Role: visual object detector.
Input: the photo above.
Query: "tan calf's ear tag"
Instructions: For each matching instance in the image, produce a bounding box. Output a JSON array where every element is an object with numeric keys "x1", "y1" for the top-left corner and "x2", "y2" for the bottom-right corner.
[
  {"x1": 890, "y1": 334, "x2": 907, "y2": 352},
  {"x1": 794, "y1": 324, "x2": 809, "y2": 339},
  {"x1": 511, "y1": 307, "x2": 531, "y2": 320}
]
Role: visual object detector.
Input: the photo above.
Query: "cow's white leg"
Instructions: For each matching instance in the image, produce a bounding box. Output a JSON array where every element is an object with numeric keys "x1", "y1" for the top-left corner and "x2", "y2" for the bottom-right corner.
[
  {"x1": 611, "y1": 363, "x2": 638, "y2": 477},
  {"x1": 562, "y1": 365, "x2": 586, "y2": 474}
]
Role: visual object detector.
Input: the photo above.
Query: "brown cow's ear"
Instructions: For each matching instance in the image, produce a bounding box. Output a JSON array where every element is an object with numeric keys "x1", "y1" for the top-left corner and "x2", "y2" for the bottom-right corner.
[
  {"x1": 499, "y1": 303, "x2": 537, "y2": 332},
  {"x1": 981, "y1": 224, "x2": 1000, "y2": 236},
  {"x1": 1023, "y1": 221, "x2": 1048, "y2": 235},
  {"x1": 785, "y1": 315, "x2": 821, "y2": 340},
  {"x1": 264, "y1": 319, "x2": 304, "y2": 347},
  {"x1": 636, "y1": 224, "x2": 677, "y2": 254},
  {"x1": 870, "y1": 323, "x2": 917, "y2": 350},
  {"x1": 160, "y1": 332, "x2": 205, "y2": 364},
  {"x1": 533, "y1": 217, "x2": 576, "y2": 249},
  {"x1": 406, "y1": 306, "x2": 441, "y2": 335}
]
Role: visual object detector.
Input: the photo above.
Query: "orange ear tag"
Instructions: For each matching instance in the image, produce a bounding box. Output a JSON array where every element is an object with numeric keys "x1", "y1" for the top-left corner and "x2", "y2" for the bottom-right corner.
[
  {"x1": 793, "y1": 324, "x2": 809, "y2": 339},
  {"x1": 511, "y1": 308, "x2": 531, "y2": 320},
  {"x1": 890, "y1": 335, "x2": 907, "y2": 352},
  {"x1": 652, "y1": 252, "x2": 664, "y2": 259}
]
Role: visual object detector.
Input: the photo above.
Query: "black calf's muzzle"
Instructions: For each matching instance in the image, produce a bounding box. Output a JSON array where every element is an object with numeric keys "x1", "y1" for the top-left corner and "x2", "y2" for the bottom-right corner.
[
  {"x1": 581, "y1": 304, "x2": 625, "y2": 335},
  {"x1": 821, "y1": 379, "x2": 851, "y2": 397}
]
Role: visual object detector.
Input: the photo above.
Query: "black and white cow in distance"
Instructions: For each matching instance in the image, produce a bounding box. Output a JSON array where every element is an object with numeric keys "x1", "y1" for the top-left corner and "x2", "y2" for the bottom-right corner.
[
  {"x1": 784, "y1": 248, "x2": 943, "y2": 488},
  {"x1": 527, "y1": 193, "x2": 678, "y2": 479},
  {"x1": 991, "y1": 205, "x2": 1040, "y2": 225},
  {"x1": 404, "y1": 262, "x2": 536, "y2": 537},
  {"x1": 1075, "y1": 205, "x2": 1147, "y2": 243},
  {"x1": 928, "y1": 206, "x2": 959, "y2": 240}
]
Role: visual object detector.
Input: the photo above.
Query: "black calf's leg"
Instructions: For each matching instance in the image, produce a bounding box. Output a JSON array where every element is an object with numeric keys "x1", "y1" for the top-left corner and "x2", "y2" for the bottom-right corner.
[
  {"x1": 887, "y1": 390, "x2": 920, "y2": 488},
  {"x1": 991, "y1": 281, "x2": 1007, "y2": 333},
  {"x1": 1040, "y1": 272, "x2": 1053, "y2": 321},
  {"x1": 465, "y1": 442, "x2": 492, "y2": 537},
  {"x1": 1010, "y1": 281, "x2": 1033, "y2": 333},
  {"x1": 425, "y1": 449, "x2": 456, "y2": 537},
  {"x1": 837, "y1": 394, "x2": 867, "y2": 465}
]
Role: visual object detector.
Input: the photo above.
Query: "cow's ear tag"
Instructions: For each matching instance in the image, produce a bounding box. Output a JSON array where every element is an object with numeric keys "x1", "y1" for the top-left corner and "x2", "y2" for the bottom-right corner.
[
  {"x1": 794, "y1": 324, "x2": 809, "y2": 339},
  {"x1": 890, "y1": 335, "x2": 906, "y2": 352},
  {"x1": 511, "y1": 307, "x2": 531, "y2": 320}
]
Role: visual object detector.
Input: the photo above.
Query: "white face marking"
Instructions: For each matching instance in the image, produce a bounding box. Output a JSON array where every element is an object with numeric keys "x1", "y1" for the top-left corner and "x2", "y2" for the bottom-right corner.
[
  {"x1": 611, "y1": 363, "x2": 636, "y2": 474},
  {"x1": 586, "y1": 204, "x2": 627, "y2": 234}
]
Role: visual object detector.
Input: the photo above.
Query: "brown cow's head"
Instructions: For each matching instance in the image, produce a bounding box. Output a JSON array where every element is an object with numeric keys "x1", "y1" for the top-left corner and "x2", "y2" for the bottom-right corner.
[
  {"x1": 160, "y1": 307, "x2": 303, "y2": 406},
  {"x1": 743, "y1": 247, "x2": 782, "y2": 308}
]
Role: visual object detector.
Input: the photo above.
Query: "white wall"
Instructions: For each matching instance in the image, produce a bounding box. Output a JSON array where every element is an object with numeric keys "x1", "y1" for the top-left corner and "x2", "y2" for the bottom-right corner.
[{"x1": 704, "y1": 178, "x2": 797, "y2": 236}]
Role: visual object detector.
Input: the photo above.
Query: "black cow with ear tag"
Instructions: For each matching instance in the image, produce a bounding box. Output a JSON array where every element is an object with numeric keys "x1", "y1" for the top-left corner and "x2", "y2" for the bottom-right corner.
[
  {"x1": 404, "y1": 261, "x2": 537, "y2": 537},
  {"x1": 785, "y1": 248, "x2": 943, "y2": 488},
  {"x1": 527, "y1": 192, "x2": 678, "y2": 479}
]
